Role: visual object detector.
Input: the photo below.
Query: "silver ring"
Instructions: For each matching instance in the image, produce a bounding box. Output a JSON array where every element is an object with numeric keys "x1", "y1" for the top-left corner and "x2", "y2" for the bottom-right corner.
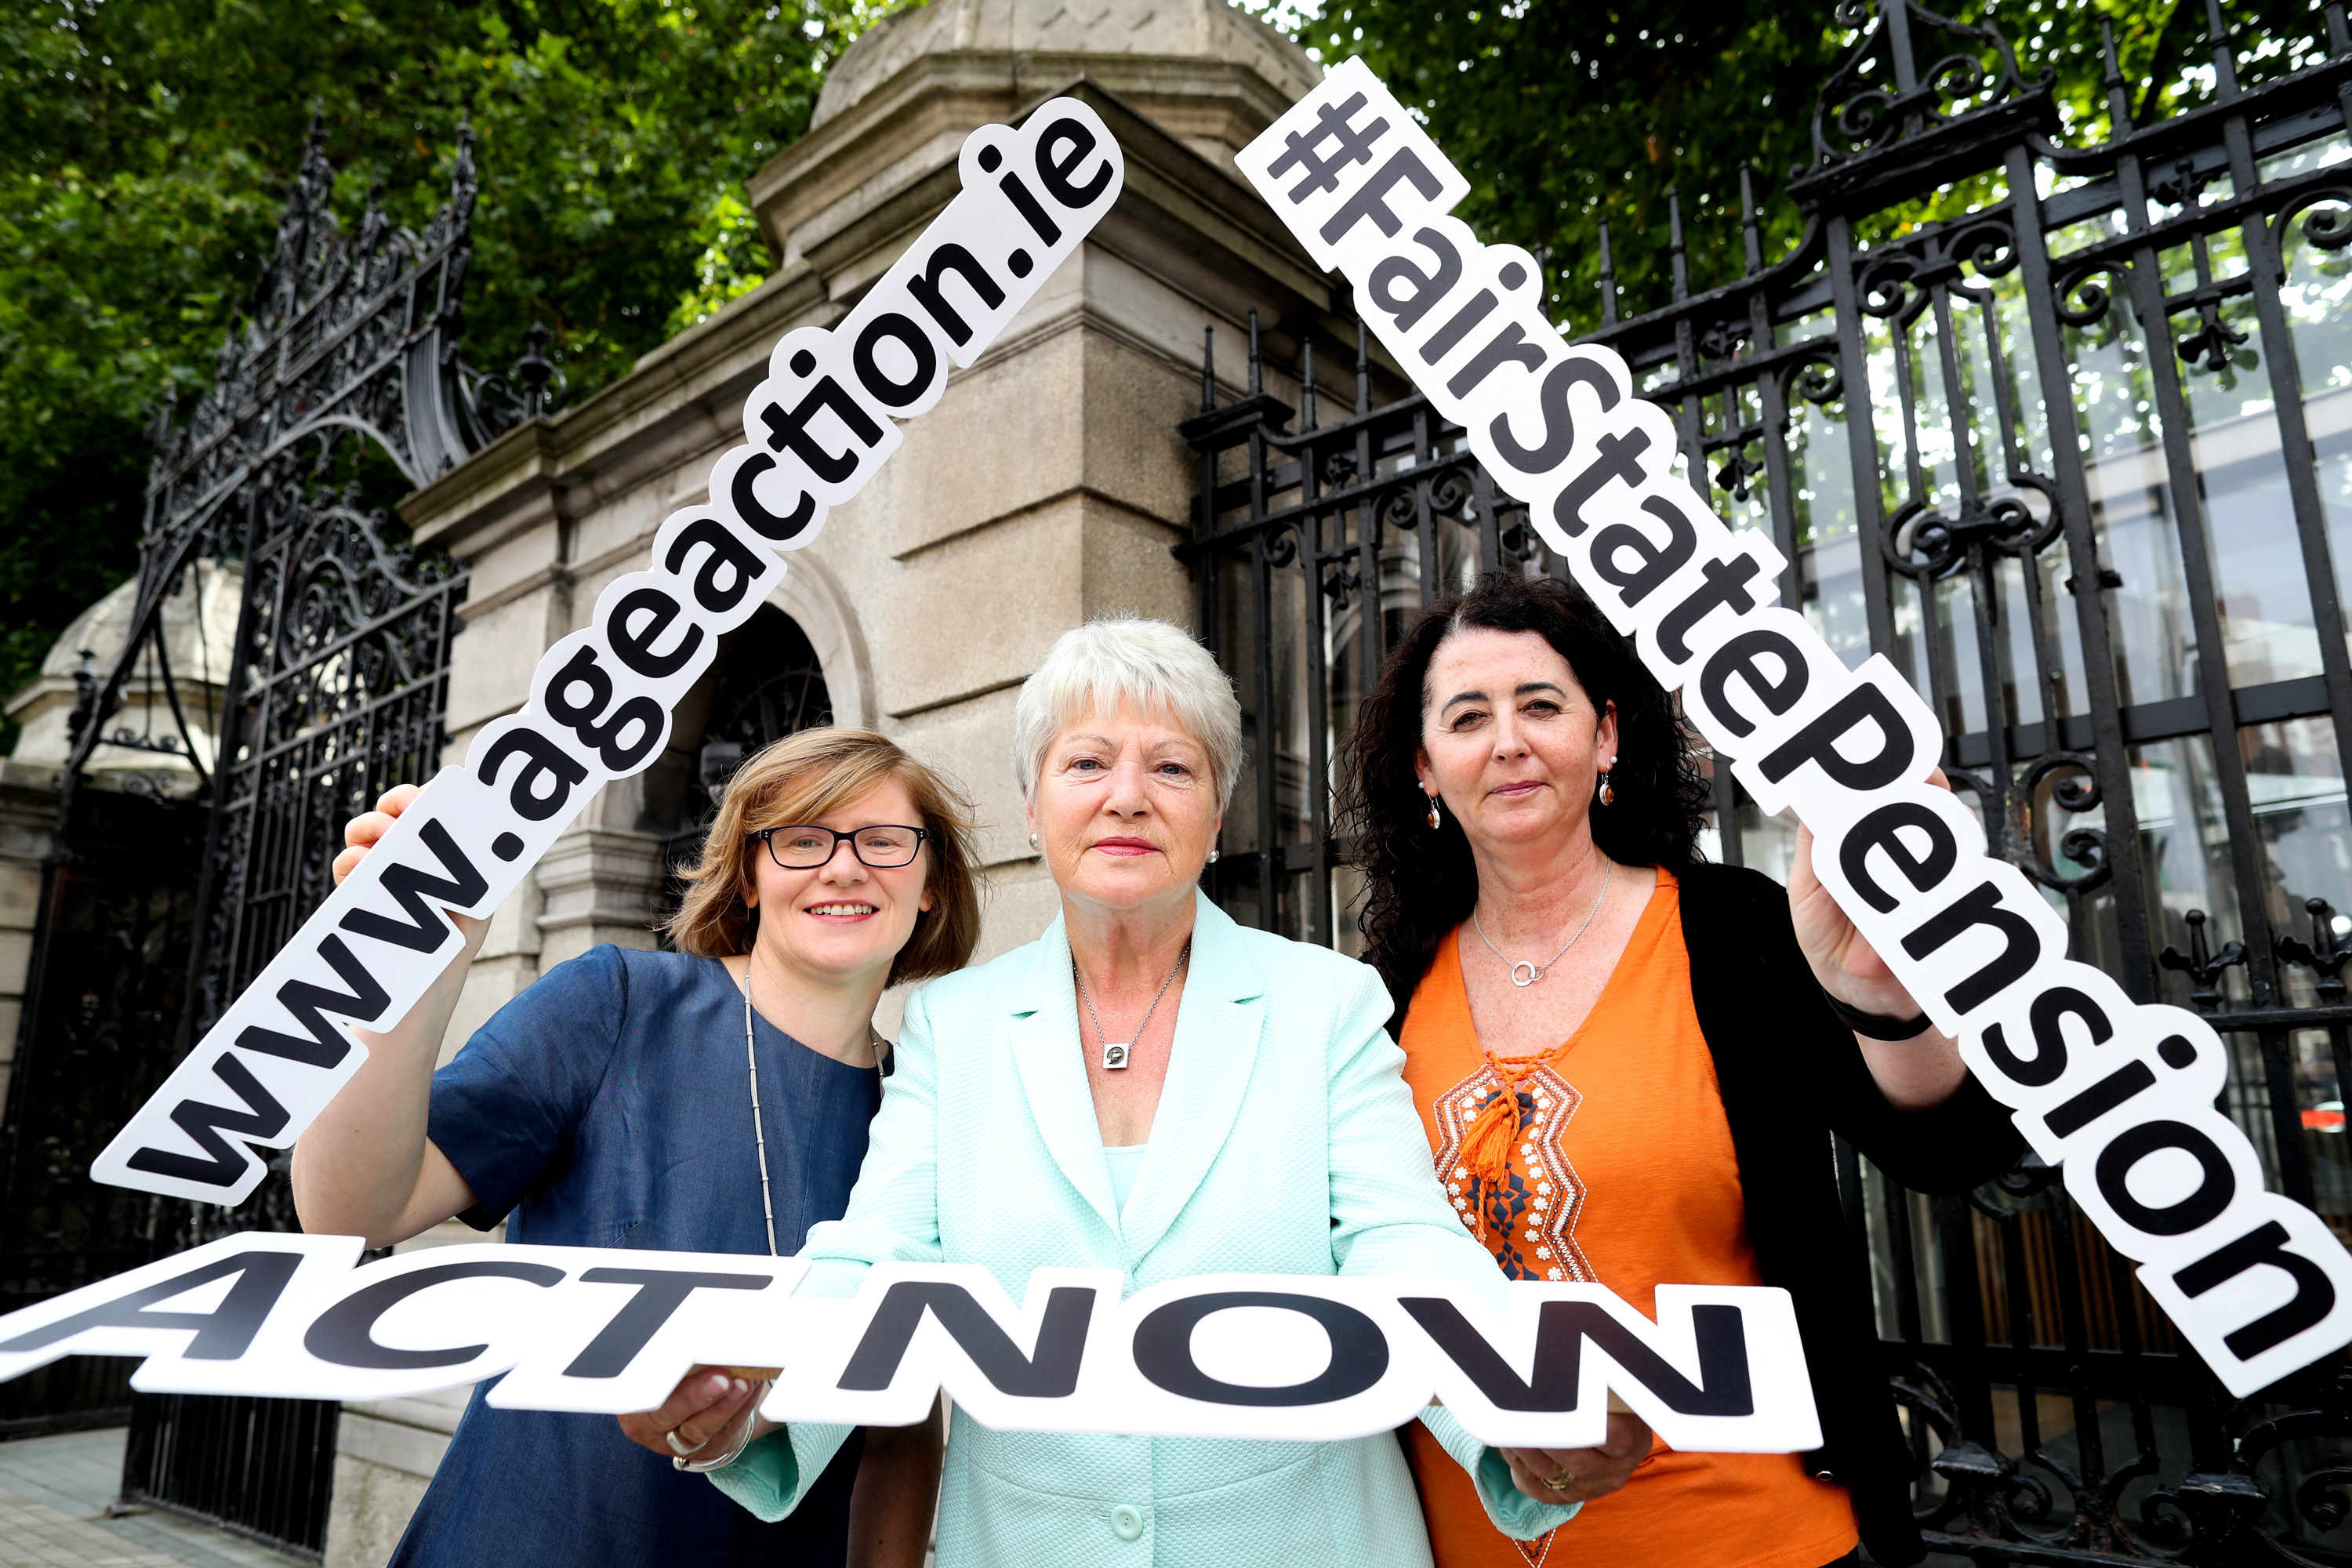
[{"x1": 665, "y1": 1428, "x2": 703, "y2": 1457}]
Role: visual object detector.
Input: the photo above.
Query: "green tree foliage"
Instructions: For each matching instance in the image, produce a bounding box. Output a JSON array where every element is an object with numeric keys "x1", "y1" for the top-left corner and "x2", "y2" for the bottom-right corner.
[
  {"x1": 7, "y1": 0, "x2": 2336, "y2": 753},
  {"x1": 1238, "y1": 0, "x2": 2332, "y2": 332},
  {"x1": 0, "y1": 0, "x2": 907, "y2": 745}
]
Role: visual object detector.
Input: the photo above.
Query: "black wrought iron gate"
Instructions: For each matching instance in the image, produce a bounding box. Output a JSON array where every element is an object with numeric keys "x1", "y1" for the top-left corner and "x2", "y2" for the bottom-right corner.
[
  {"x1": 113, "y1": 496, "x2": 474, "y2": 1559},
  {"x1": 1185, "y1": 2, "x2": 2352, "y2": 1560},
  {"x1": 0, "y1": 118, "x2": 535, "y2": 1556}
]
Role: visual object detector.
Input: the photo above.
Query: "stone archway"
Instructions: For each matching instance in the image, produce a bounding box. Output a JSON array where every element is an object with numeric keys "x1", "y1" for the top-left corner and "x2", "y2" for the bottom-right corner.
[
  {"x1": 532, "y1": 604, "x2": 841, "y2": 967},
  {"x1": 659, "y1": 604, "x2": 839, "y2": 890},
  {"x1": 768, "y1": 550, "x2": 875, "y2": 731}
]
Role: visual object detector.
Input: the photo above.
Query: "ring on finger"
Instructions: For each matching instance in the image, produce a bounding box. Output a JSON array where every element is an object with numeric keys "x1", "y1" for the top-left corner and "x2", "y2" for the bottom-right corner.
[{"x1": 1541, "y1": 1468, "x2": 1577, "y2": 1493}]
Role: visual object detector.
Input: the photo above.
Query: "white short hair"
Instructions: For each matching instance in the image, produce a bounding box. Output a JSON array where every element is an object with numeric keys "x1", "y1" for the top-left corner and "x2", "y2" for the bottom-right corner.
[{"x1": 1014, "y1": 618, "x2": 1243, "y2": 810}]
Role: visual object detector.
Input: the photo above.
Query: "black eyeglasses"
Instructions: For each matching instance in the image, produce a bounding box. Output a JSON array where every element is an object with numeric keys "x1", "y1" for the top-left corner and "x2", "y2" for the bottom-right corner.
[{"x1": 750, "y1": 824, "x2": 930, "y2": 869}]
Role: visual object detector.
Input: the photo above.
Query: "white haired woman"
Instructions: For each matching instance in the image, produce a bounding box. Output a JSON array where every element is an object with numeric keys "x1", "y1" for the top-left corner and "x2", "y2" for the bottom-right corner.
[{"x1": 628, "y1": 619, "x2": 1651, "y2": 1566}]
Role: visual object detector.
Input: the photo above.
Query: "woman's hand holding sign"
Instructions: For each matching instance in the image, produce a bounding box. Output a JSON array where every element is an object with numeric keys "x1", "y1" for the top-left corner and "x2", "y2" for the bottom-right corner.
[
  {"x1": 622, "y1": 1333, "x2": 1657, "y2": 1511},
  {"x1": 289, "y1": 784, "x2": 491, "y2": 1247},
  {"x1": 1498, "y1": 1408, "x2": 1653, "y2": 1505},
  {"x1": 624, "y1": 1367, "x2": 948, "y2": 1568},
  {"x1": 1787, "y1": 768, "x2": 1969, "y2": 1111},
  {"x1": 619, "y1": 1366, "x2": 773, "y2": 1468},
  {"x1": 333, "y1": 784, "x2": 486, "y2": 931}
]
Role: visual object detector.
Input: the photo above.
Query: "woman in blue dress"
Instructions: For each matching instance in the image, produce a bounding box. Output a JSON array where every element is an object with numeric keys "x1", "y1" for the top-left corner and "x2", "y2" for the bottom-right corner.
[{"x1": 293, "y1": 727, "x2": 982, "y2": 1568}]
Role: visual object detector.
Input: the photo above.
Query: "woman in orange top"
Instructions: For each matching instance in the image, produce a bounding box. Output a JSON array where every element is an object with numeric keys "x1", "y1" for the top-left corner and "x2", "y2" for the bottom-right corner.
[{"x1": 1337, "y1": 573, "x2": 2020, "y2": 1568}]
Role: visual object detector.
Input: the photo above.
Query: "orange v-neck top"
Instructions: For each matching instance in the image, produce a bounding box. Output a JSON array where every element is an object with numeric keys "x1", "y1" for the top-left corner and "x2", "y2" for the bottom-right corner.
[{"x1": 1397, "y1": 869, "x2": 1858, "y2": 1568}]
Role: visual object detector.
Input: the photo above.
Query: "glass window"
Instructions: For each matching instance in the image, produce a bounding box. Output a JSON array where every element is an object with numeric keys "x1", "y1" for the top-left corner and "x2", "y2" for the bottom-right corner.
[
  {"x1": 2125, "y1": 734, "x2": 2250, "y2": 1009},
  {"x1": 1734, "y1": 797, "x2": 1798, "y2": 884},
  {"x1": 2287, "y1": 1022, "x2": 2352, "y2": 1247},
  {"x1": 2278, "y1": 194, "x2": 2352, "y2": 674},
  {"x1": 2070, "y1": 285, "x2": 2202, "y2": 706},
  {"x1": 2176, "y1": 289, "x2": 2321, "y2": 687},
  {"x1": 2241, "y1": 716, "x2": 2352, "y2": 1001},
  {"x1": 1793, "y1": 389, "x2": 1871, "y2": 670}
]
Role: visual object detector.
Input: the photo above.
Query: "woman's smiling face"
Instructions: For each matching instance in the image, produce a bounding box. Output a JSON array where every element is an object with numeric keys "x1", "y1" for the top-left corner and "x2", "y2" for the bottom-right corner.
[
  {"x1": 1029, "y1": 704, "x2": 1221, "y2": 916},
  {"x1": 1416, "y1": 626, "x2": 1616, "y2": 851},
  {"x1": 744, "y1": 775, "x2": 935, "y2": 984}
]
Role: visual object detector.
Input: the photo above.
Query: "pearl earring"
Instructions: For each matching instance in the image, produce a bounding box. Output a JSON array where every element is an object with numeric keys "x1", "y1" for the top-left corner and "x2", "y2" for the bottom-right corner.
[
  {"x1": 1028, "y1": 831, "x2": 1042, "y2": 851},
  {"x1": 1207, "y1": 848, "x2": 1221, "y2": 865}
]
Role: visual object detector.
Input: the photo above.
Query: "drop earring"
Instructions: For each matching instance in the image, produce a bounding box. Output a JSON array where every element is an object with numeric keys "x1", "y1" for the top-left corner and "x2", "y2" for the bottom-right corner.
[
  {"x1": 1597, "y1": 765, "x2": 1617, "y2": 807},
  {"x1": 1425, "y1": 789, "x2": 1443, "y2": 830}
]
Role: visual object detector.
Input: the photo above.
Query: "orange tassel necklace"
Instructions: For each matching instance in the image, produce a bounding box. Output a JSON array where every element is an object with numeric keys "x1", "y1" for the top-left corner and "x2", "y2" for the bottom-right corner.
[
  {"x1": 1457, "y1": 866, "x2": 1610, "y2": 1240},
  {"x1": 1457, "y1": 1049, "x2": 1559, "y2": 1241}
]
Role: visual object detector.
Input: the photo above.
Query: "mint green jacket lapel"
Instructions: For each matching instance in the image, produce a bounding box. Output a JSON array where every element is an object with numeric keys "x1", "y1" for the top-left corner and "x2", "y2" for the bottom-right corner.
[
  {"x1": 1003, "y1": 892, "x2": 1266, "y2": 1260},
  {"x1": 1004, "y1": 913, "x2": 1118, "y2": 1232},
  {"x1": 1117, "y1": 895, "x2": 1264, "y2": 1261}
]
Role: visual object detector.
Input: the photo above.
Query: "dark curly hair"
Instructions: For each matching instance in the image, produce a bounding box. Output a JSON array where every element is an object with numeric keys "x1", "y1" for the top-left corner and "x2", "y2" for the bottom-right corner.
[{"x1": 1337, "y1": 571, "x2": 1710, "y2": 1028}]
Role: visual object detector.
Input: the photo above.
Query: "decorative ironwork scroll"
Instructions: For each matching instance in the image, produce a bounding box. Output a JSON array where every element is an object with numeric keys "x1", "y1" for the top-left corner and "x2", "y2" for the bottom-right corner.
[
  {"x1": 1182, "y1": 0, "x2": 2352, "y2": 1558},
  {"x1": 187, "y1": 496, "x2": 469, "y2": 1068},
  {"x1": 60, "y1": 116, "x2": 531, "y2": 793}
]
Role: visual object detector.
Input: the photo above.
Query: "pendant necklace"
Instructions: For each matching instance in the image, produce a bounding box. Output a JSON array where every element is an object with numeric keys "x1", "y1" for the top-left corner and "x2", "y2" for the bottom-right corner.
[
  {"x1": 1472, "y1": 863, "x2": 1611, "y2": 988},
  {"x1": 737, "y1": 957, "x2": 887, "y2": 1255},
  {"x1": 1073, "y1": 939, "x2": 1190, "y2": 1071}
]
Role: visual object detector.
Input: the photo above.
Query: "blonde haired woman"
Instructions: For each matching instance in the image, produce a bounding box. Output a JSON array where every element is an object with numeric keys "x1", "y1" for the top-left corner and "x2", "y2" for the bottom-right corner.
[{"x1": 294, "y1": 728, "x2": 980, "y2": 1568}]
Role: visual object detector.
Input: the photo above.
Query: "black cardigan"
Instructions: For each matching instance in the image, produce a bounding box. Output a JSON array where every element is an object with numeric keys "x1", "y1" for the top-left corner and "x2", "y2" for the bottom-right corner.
[{"x1": 1675, "y1": 862, "x2": 2022, "y2": 1566}]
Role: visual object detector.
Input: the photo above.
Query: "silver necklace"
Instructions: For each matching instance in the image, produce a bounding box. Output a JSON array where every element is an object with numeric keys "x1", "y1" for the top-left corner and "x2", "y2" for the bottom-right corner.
[
  {"x1": 1472, "y1": 864, "x2": 1611, "y2": 988},
  {"x1": 737, "y1": 959, "x2": 887, "y2": 1255},
  {"x1": 1073, "y1": 940, "x2": 1190, "y2": 1071}
]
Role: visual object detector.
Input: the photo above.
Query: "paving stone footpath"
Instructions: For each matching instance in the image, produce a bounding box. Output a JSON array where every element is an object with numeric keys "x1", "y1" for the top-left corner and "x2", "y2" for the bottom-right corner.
[{"x1": 0, "y1": 1428, "x2": 298, "y2": 1568}]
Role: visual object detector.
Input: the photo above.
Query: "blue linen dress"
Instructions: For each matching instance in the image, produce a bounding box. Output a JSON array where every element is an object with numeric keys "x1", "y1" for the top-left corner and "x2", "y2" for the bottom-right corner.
[{"x1": 388, "y1": 944, "x2": 882, "y2": 1568}]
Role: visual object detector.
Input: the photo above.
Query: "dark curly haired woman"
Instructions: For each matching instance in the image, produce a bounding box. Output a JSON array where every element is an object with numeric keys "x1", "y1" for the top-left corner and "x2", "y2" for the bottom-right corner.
[{"x1": 1337, "y1": 572, "x2": 2020, "y2": 1568}]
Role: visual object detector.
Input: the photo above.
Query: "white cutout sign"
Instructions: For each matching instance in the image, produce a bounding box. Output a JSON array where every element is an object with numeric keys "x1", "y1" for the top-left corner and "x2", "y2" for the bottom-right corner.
[
  {"x1": 1235, "y1": 57, "x2": 2352, "y2": 1398},
  {"x1": 90, "y1": 99, "x2": 1126, "y2": 1210},
  {"x1": 0, "y1": 1233, "x2": 1822, "y2": 1450}
]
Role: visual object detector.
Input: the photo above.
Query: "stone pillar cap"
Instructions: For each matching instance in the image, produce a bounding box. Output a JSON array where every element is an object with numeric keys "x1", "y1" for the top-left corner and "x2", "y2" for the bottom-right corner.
[{"x1": 811, "y1": 0, "x2": 1317, "y2": 132}]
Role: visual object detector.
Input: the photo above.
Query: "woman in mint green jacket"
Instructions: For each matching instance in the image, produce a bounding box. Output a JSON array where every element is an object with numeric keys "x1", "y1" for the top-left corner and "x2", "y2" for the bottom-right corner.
[{"x1": 626, "y1": 619, "x2": 1650, "y2": 1565}]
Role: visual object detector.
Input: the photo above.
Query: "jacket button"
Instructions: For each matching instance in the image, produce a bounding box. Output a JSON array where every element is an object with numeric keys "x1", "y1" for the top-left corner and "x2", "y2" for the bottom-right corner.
[{"x1": 1110, "y1": 1504, "x2": 1142, "y2": 1541}]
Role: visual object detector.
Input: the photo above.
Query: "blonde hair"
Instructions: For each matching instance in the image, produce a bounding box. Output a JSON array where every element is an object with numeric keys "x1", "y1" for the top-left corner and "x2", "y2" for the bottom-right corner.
[
  {"x1": 665, "y1": 728, "x2": 981, "y2": 985},
  {"x1": 1011, "y1": 618, "x2": 1243, "y2": 808}
]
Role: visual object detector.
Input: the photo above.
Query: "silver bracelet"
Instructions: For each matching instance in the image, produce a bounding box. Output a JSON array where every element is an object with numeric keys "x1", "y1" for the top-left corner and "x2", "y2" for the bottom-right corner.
[{"x1": 669, "y1": 1403, "x2": 765, "y2": 1473}]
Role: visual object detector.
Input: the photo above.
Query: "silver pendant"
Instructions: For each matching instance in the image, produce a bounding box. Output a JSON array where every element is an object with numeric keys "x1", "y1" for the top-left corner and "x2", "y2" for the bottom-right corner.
[
  {"x1": 1102, "y1": 1043, "x2": 1131, "y2": 1070},
  {"x1": 1510, "y1": 962, "x2": 1540, "y2": 987}
]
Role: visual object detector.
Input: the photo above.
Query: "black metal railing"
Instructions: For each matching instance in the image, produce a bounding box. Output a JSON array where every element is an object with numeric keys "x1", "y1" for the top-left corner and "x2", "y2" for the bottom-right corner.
[
  {"x1": 183, "y1": 498, "x2": 469, "y2": 1051},
  {"x1": 102, "y1": 497, "x2": 469, "y2": 1562},
  {"x1": 1181, "y1": 0, "x2": 2352, "y2": 1559},
  {"x1": 122, "y1": 1392, "x2": 338, "y2": 1563}
]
